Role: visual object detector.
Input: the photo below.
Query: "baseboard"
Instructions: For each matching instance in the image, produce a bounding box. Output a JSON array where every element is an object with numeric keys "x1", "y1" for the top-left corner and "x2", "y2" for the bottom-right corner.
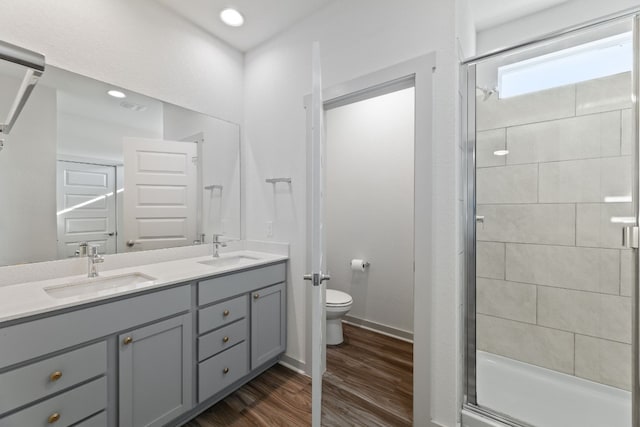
[
  {"x1": 343, "y1": 315, "x2": 414, "y2": 343},
  {"x1": 279, "y1": 354, "x2": 308, "y2": 376}
]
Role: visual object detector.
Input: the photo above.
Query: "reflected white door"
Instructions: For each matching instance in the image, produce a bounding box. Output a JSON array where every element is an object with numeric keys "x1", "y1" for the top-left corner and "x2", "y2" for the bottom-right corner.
[
  {"x1": 56, "y1": 161, "x2": 116, "y2": 258},
  {"x1": 306, "y1": 42, "x2": 328, "y2": 427},
  {"x1": 123, "y1": 137, "x2": 197, "y2": 251}
]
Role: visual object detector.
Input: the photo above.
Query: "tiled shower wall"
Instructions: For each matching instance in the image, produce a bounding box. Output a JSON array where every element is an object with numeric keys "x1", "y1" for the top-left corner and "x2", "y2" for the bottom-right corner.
[{"x1": 476, "y1": 72, "x2": 633, "y2": 390}]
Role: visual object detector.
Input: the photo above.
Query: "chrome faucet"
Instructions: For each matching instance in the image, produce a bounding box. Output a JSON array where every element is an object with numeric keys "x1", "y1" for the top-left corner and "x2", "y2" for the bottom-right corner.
[
  {"x1": 212, "y1": 234, "x2": 227, "y2": 258},
  {"x1": 88, "y1": 245, "x2": 104, "y2": 277}
]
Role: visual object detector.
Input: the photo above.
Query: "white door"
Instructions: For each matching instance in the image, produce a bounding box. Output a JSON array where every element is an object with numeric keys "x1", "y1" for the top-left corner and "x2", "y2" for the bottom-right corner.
[
  {"x1": 123, "y1": 137, "x2": 197, "y2": 251},
  {"x1": 305, "y1": 42, "x2": 328, "y2": 427},
  {"x1": 56, "y1": 161, "x2": 117, "y2": 258}
]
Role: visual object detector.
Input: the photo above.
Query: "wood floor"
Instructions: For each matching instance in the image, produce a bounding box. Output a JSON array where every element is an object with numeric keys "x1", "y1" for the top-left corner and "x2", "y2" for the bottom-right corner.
[{"x1": 183, "y1": 324, "x2": 413, "y2": 427}]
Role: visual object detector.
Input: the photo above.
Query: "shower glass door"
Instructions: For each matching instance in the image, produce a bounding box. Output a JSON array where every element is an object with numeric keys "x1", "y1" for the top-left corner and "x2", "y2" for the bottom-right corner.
[{"x1": 465, "y1": 15, "x2": 638, "y2": 427}]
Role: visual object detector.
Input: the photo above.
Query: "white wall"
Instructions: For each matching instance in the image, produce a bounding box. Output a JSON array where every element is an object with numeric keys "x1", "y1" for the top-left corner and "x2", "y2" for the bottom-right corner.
[
  {"x1": 0, "y1": 81, "x2": 57, "y2": 265},
  {"x1": 0, "y1": 0, "x2": 244, "y2": 123},
  {"x1": 243, "y1": 1, "x2": 463, "y2": 425},
  {"x1": 325, "y1": 88, "x2": 415, "y2": 336},
  {"x1": 476, "y1": 0, "x2": 639, "y2": 55}
]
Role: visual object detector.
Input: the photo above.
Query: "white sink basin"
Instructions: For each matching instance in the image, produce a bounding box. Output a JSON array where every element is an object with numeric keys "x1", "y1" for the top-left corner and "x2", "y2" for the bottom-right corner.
[
  {"x1": 198, "y1": 255, "x2": 261, "y2": 268},
  {"x1": 44, "y1": 273, "x2": 156, "y2": 299}
]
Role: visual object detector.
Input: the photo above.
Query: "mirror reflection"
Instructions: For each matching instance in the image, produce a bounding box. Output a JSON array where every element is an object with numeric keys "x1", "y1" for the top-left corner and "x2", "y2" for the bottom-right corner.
[{"x1": 0, "y1": 64, "x2": 240, "y2": 267}]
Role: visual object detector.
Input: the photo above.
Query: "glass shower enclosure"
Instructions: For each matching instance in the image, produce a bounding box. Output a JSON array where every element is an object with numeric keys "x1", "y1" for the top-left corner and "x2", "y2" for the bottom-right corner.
[{"x1": 463, "y1": 13, "x2": 639, "y2": 427}]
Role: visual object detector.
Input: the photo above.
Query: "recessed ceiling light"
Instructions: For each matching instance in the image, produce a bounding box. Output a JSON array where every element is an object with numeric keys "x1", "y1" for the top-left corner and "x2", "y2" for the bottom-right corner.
[
  {"x1": 493, "y1": 150, "x2": 509, "y2": 156},
  {"x1": 107, "y1": 89, "x2": 126, "y2": 99},
  {"x1": 220, "y1": 8, "x2": 244, "y2": 27}
]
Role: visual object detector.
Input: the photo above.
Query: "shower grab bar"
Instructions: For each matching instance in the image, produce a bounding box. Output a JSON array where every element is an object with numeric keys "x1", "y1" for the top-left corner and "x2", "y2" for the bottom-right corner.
[
  {"x1": 265, "y1": 177, "x2": 292, "y2": 184},
  {"x1": 0, "y1": 40, "x2": 45, "y2": 135}
]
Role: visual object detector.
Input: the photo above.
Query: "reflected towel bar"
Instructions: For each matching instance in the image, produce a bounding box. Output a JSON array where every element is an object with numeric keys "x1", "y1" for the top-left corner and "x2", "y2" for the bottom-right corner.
[
  {"x1": 265, "y1": 178, "x2": 292, "y2": 184},
  {"x1": 204, "y1": 184, "x2": 223, "y2": 191}
]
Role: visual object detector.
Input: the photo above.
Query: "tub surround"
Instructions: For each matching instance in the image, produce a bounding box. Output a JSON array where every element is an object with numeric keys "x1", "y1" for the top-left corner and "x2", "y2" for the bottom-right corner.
[
  {"x1": 0, "y1": 241, "x2": 288, "y2": 323},
  {"x1": 476, "y1": 71, "x2": 633, "y2": 391}
]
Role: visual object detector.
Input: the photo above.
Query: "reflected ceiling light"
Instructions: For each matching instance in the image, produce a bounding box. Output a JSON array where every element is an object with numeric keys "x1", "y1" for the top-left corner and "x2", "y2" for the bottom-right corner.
[
  {"x1": 493, "y1": 150, "x2": 509, "y2": 156},
  {"x1": 604, "y1": 196, "x2": 632, "y2": 203},
  {"x1": 107, "y1": 89, "x2": 126, "y2": 99},
  {"x1": 610, "y1": 216, "x2": 636, "y2": 224},
  {"x1": 220, "y1": 8, "x2": 244, "y2": 27}
]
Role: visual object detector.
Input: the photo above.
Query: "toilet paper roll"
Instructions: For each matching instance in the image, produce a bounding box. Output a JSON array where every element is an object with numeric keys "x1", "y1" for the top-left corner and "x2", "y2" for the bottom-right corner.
[{"x1": 350, "y1": 259, "x2": 366, "y2": 272}]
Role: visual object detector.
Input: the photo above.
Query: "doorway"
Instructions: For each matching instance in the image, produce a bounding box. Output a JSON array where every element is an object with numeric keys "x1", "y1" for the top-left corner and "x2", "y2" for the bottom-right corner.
[{"x1": 304, "y1": 52, "x2": 435, "y2": 426}]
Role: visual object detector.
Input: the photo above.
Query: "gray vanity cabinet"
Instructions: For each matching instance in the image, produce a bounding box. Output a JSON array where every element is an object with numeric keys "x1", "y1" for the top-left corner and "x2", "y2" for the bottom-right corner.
[
  {"x1": 118, "y1": 313, "x2": 192, "y2": 427},
  {"x1": 251, "y1": 282, "x2": 286, "y2": 369}
]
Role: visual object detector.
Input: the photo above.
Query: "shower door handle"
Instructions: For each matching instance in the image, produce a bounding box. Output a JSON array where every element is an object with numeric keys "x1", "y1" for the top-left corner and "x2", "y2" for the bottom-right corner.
[{"x1": 622, "y1": 226, "x2": 639, "y2": 249}]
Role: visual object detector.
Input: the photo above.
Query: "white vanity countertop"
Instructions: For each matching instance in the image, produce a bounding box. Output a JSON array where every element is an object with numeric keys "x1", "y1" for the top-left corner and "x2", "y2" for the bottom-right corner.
[{"x1": 0, "y1": 250, "x2": 288, "y2": 324}]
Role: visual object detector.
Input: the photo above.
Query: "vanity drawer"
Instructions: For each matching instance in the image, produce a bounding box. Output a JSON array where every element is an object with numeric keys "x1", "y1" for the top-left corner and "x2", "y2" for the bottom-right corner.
[
  {"x1": 0, "y1": 341, "x2": 106, "y2": 415},
  {"x1": 0, "y1": 376, "x2": 107, "y2": 427},
  {"x1": 74, "y1": 411, "x2": 106, "y2": 427},
  {"x1": 198, "y1": 342, "x2": 248, "y2": 402},
  {"x1": 198, "y1": 319, "x2": 247, "y2": 361},
  {"x1": 198, "y1": 295, "x2": 247, "y2": 334},
  {"x1": 198, "y1": 263, "x2": 286, "y2": 306}
]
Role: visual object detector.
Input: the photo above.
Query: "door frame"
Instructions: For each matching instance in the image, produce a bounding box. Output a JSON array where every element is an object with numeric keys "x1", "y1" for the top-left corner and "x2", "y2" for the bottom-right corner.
[{"x1": 303, "y1": 52, "x2": 436, "y2": 424}]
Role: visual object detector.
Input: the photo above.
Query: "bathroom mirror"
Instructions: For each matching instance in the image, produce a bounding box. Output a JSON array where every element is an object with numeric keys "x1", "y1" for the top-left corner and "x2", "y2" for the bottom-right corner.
[{"x1": 0, "y1": 64, "x2": 241, "y2": 267}]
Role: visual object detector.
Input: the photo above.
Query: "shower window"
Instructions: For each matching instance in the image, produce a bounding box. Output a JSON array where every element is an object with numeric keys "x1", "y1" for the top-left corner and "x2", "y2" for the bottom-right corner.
[{"x1": 464, "y1": 15, "x2": 638, "y2": 427}]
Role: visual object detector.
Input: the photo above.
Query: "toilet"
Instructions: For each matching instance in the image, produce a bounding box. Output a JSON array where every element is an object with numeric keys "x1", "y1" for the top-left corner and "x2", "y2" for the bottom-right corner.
[{"x1": 325, "y1": 289, "x2": 353, "y2": 345}]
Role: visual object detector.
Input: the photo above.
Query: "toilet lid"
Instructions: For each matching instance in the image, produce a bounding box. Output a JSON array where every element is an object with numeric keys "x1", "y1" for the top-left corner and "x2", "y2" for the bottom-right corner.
[{"x1": 326, "y1": 289, "x2": 352, "y2": 306}]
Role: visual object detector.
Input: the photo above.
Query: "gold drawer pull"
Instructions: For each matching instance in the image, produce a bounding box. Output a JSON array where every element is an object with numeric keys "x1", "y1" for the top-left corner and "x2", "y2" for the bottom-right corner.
[
  {"x1": 223, "y1": 367, "x2": 229, "y2": 374},
  {"x1": 123, "y1": 336, "x2": 133, "y2": 345},
  {"x1": 253, "y1": 293, "x2": 259, "y2": 299},
  {"x1": 223, "y1": 336, "x2": 230, "y2": 343},
  {"x1": 49, "y1": 371, "x2": 62, "y2": 382},
  {"x1": 223, "y1": 309, "x2": 230, "y2": 316},
  {"x1": 48, "y1": 412, "x2": 60, "y2": 423}
]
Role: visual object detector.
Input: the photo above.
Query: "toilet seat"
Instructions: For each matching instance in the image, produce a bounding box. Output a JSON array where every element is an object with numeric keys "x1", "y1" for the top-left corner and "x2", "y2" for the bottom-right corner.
[{"x1": 326, "y1": 289, "x2": 352, "y2": 306}]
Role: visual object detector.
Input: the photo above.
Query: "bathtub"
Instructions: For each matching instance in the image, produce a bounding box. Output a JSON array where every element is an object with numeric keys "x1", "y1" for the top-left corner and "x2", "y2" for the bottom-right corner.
[{"x1": 462, "y1": 351, "x2": 631, "y2": 427}]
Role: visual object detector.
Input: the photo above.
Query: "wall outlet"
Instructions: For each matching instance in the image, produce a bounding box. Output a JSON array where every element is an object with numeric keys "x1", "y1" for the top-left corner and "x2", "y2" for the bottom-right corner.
[{"x1": 266, "y1": 221, "x2": 273, "y2": 237}]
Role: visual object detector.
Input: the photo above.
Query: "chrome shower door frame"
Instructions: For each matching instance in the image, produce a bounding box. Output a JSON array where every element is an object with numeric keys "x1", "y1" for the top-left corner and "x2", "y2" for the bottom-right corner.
[{"x1": 462, "y1": 11, "x2": 640, "y2": 427}]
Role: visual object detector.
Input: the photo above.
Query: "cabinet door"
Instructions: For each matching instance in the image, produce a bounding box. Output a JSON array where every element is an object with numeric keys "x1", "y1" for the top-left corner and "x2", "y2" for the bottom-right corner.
[
  {"x1": 119, "y1": 313, "x2": 192, "y2": 427},
  {"x1": 251, "y1": 282, "x2": 286, "y2": 369}
]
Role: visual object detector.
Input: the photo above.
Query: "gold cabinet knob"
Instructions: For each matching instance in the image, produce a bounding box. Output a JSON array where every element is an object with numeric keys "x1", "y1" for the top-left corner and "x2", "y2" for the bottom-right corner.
[
  {"x1": 223, "y1": 336, "x2": 230, "y2": 343},
  {"x1": 253, "y1": 293, "x2": 259, "y2": 299},
  {"x1": 223, "y1": 309, "x2": 230, "y2": 316},
  {"x1": 48, "y1": 412, "x2": 60, "y2": 423},
  {"x1": 223, "y1": 367, "x2": 229, "y2": 374},
  {"x1": 49, "y1": 371, "x2": 62, "y2": 382},
  {"x1": 123, "y1": 336, "x2": 133, "y2": 345}
]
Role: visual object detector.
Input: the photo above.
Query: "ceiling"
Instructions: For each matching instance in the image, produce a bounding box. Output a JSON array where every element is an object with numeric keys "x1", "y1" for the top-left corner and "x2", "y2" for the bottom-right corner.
[
  {"x1": 471, "y1": 0, "x2": 571, "y2": 31},
  {"x1": 155, "y1": 0, "x2": 333, "y2": 52},
  {"x1": 154, "y1": 0, "x2": 575, "y2": 53}
]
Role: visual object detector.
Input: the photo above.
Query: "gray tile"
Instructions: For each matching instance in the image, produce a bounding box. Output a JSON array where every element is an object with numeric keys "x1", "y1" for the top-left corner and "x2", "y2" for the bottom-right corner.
[
  {"x1": 476, "y1": 314, "x2": 574, "y2": 374},
  {"x1": 477, "y1": 278, "x2": 536, "y2": 323},
  {"x1": 477, "y1": 204, "x2": 575, "y2": 245},
  {"x1": 537, "y1": 287, "x2": 631, "y2": 343},
  {"x1": 506, "y1": 111, "x2": 621, "y2": 165},
  {"x1": 539, "y1": 157, "x2": 631, "y2": 203},
  {"x1": 576, "y1": 203, "x2": 632, "y2": 249},
  {"x1": 477, "y1": 84, "x2": 575, "y2": 131},
  {"x1": 576, "y1": 72, "x2": 632, "y2": 115},
  {"x1": 477, "y1": 129, "x2": 506, "y2": 168},
  {"x1": 575, "y1": 335, "x2": 631, "y2": 390},
  {"x1": 621, "y1": 250, "x2": 633, "y2": 297},
  {"x1": 506, "y1": 244, "x2": 619, "y2": 294},
  {"x1": 477, "y1": 164, "x2": 538, "y2": 204},
  {"x1": 476, "y1": 241, "x2": 505, "y2": 280}
]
